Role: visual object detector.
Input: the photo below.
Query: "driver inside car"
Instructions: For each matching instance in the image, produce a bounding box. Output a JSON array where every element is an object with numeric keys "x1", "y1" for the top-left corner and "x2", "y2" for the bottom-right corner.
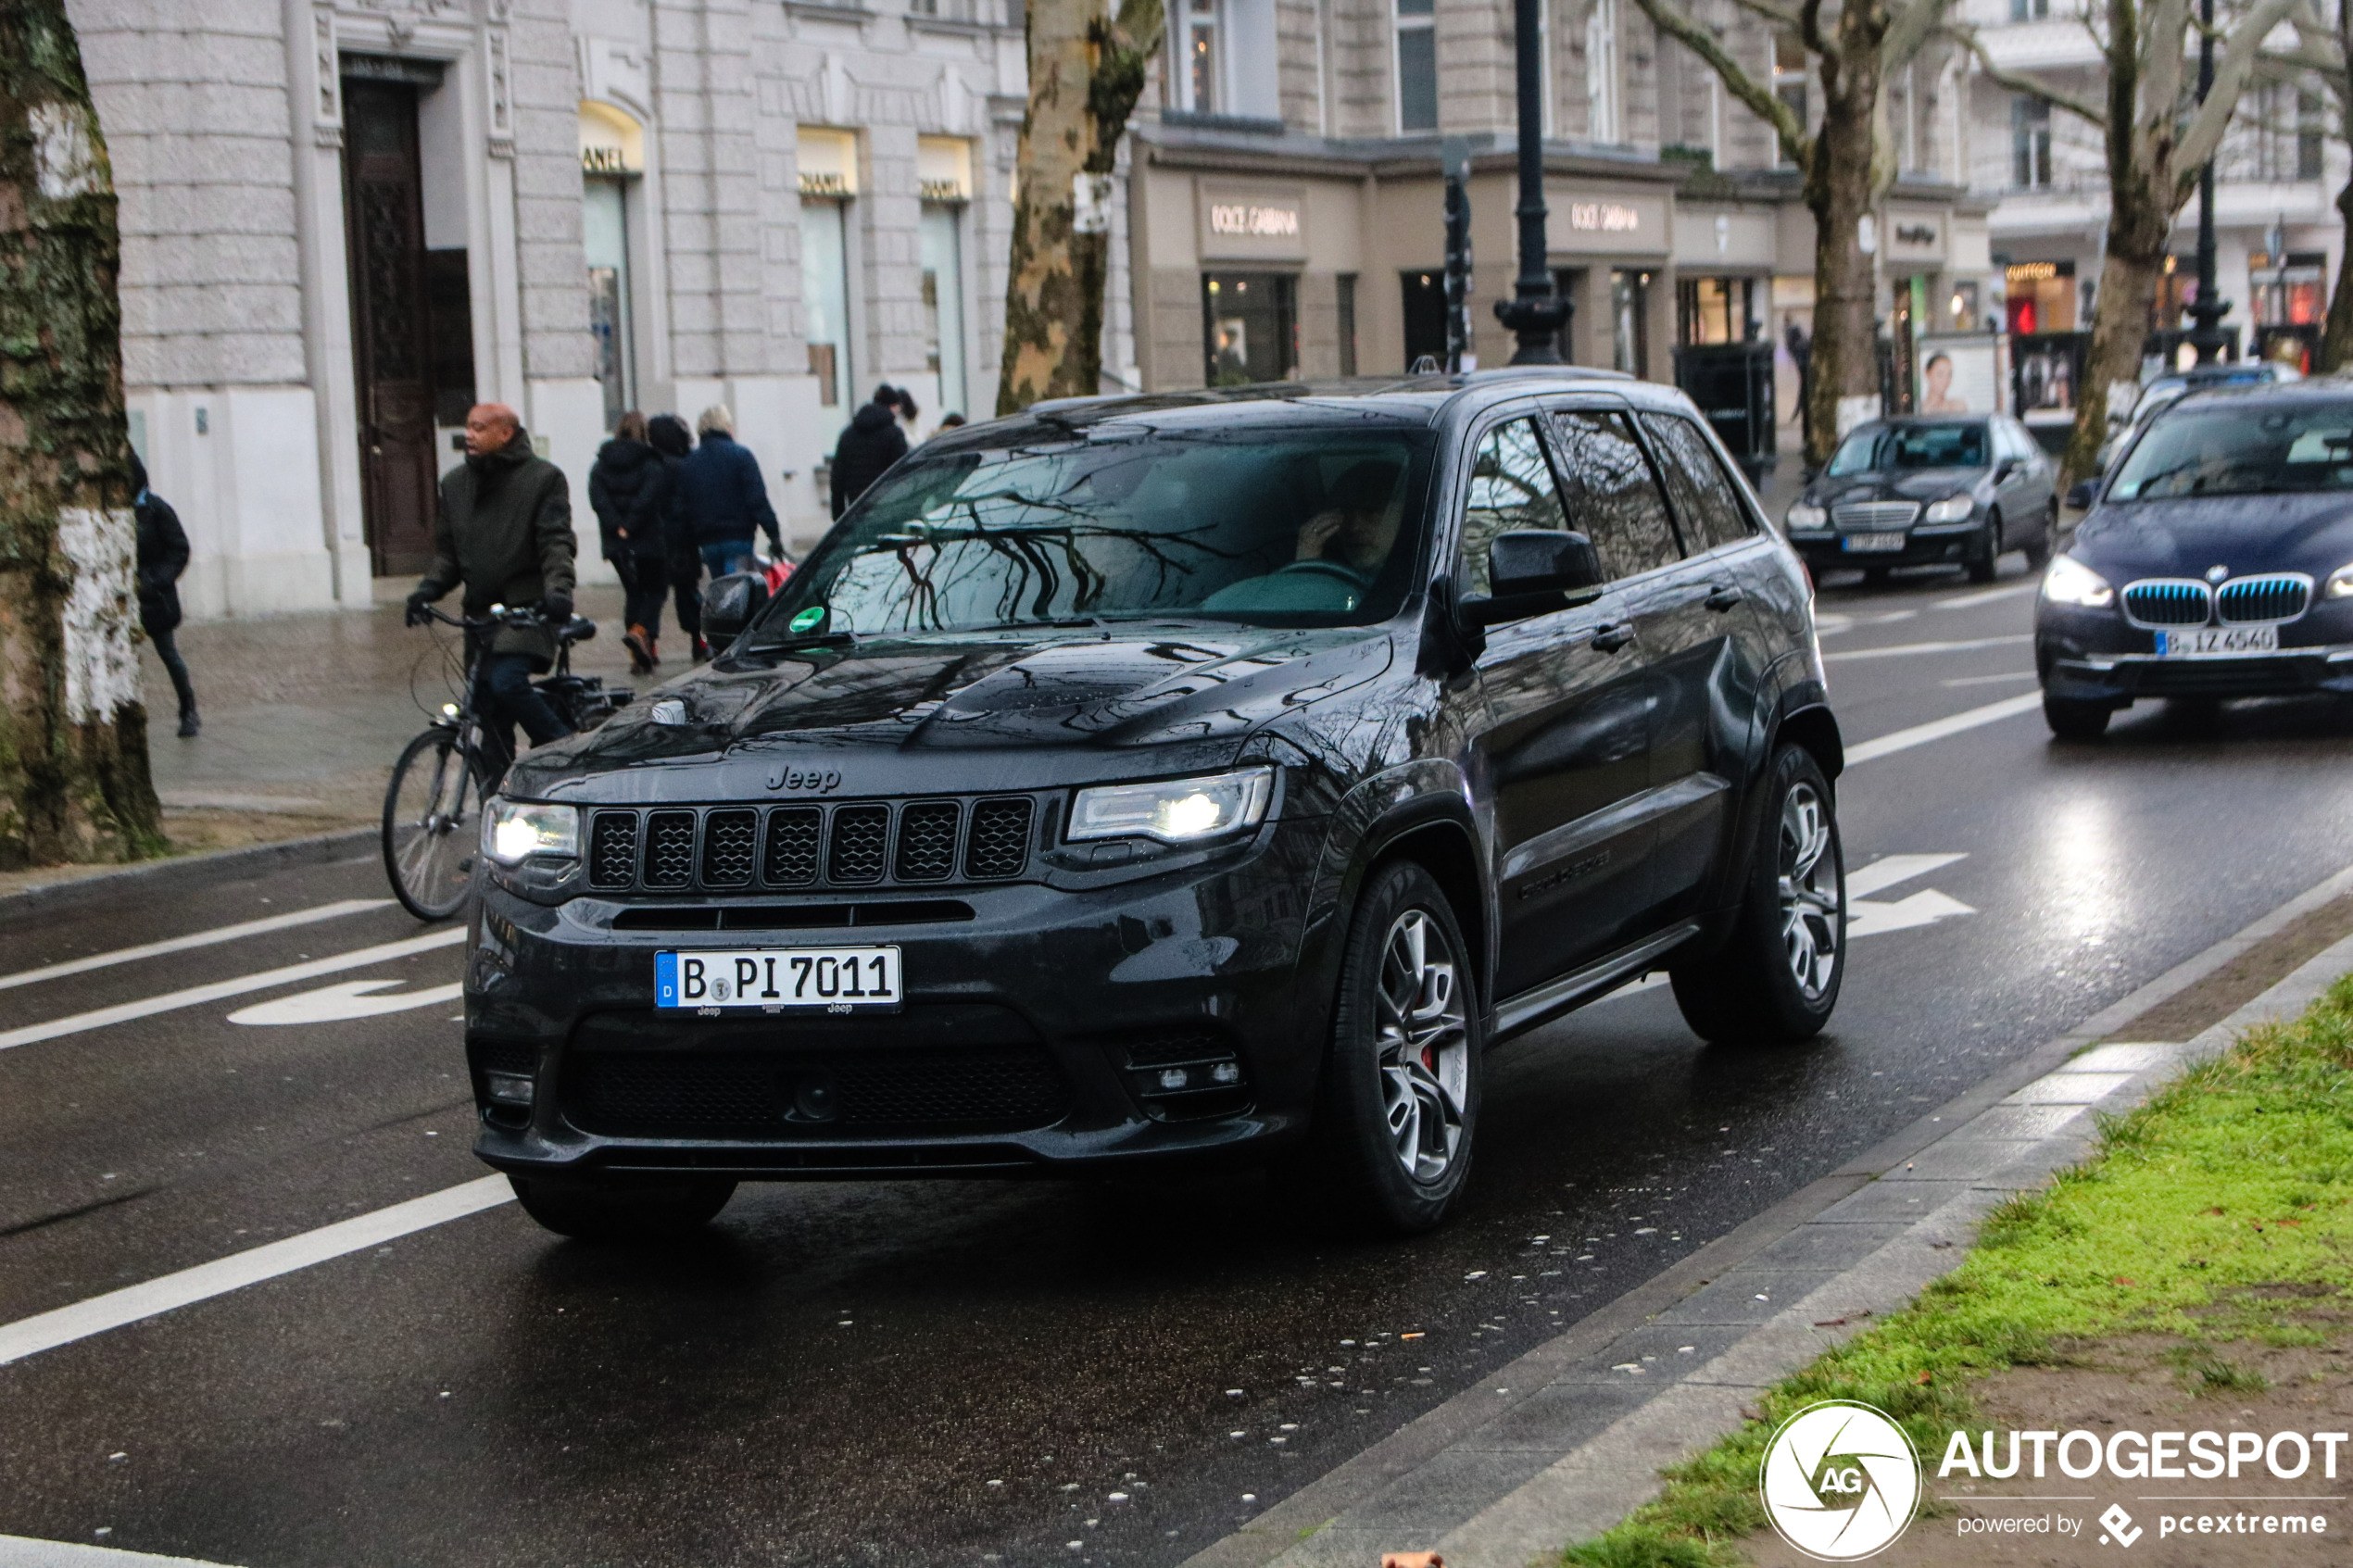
[{"x1": 1202, "y1": 460, "x2": 1404, "y2": 614}]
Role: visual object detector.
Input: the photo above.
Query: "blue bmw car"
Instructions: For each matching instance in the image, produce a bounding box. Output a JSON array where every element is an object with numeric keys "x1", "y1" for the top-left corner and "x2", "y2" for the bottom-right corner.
[{"x1": 2039, "y1": 382, "x2": 2353, "y2": 738}]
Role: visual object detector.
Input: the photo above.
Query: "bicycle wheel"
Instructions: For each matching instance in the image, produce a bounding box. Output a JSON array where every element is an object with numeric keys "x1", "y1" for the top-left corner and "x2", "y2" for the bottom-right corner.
[{"x1": 383, "y1": 728, "x2": 484, "y2": 920}]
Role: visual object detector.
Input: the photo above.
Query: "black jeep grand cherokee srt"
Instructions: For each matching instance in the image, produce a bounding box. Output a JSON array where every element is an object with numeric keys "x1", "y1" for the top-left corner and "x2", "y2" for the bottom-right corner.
[{"x1": 468, "y1": 370, "x2": 1848, "y2": 1238}]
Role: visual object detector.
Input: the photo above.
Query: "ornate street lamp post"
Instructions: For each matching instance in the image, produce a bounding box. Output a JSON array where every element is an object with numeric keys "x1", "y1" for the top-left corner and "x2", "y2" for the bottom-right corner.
[
  {"x1": 1492, "y1": 0, "x2": 1567, "y2": 363},
  {"x1": 2184, "y1": 0, "x2": 2229, "y2": 364}
]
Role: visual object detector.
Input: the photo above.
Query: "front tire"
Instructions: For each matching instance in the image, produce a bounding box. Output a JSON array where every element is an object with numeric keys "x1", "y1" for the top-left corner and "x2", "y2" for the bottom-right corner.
[
  {"x1": 509, "y1": 1174, "x2": 736, "y2": 1242},
  {"x1": 1668, "y1": 745, "x2": 1845, "y2": 1046},
  {"x1": 2024, "y1": 502, "x2": 2057, "y2": 571},
  {"x1": 1966, "y1": 512, "x2": 2002, "y2": 583},
  {"x1": 2044, "y1": 693, "x2": 2112, "y2": 740},
  {"x1": 383, "y1": 728, "x2": 484, "y2": 921},
  {"x1": 1314, "y1": 862, "x2": 1483, "y2": 1235}
]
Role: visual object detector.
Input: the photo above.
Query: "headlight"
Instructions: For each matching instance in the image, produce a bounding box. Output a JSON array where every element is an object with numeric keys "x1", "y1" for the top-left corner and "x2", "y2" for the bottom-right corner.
[
  {"x1": 2041, "y1": 555, "x2": 2115, "y2": 608},
  {"x1": 1070, "y1": 768, "x2": 1274, "y2": 844},
  {"x1": 1922, "y1": 495, "x2": 1974, "y2": 523},
  {"x1": 482, "y1": 799, "x2": 579, "y2": 865},
  {"x1": 2327, "y1": 563, "x2": 2353, "y2": 600},
  {"x1": 1786, "y1": 502, "x2": 1828, "y2": 532}
]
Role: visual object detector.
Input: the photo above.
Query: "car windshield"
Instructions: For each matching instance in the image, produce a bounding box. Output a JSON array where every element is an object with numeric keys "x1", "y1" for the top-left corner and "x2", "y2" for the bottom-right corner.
[
  {"x1": 746, "y1": 420, "x2": 1435, "y2": 645},
  {"x1": 2108, "y1": 399, "x2": 2353, "y2": 500},
  {"x1": 1826, "y1": 422, "x2": 1986, "y2": 475}
]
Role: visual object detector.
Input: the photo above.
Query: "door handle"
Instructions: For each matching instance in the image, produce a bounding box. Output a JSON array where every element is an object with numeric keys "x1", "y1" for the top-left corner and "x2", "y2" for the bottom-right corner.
[
  {"x1": 1592, "y1": 622, "x2": 1635, "y2": 653},
  {"x1": 1705, "y1": 583, "x2": 1745, "y2": 612}
]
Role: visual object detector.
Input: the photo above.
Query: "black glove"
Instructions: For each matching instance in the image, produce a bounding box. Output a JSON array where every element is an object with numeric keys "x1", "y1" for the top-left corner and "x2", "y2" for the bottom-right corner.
[
  {"x1": 404, "y1": 587, "x2": 437, "y2": 628},
  {"x1": 542, "y1": 593, "x2": 574, "y2": 624}
]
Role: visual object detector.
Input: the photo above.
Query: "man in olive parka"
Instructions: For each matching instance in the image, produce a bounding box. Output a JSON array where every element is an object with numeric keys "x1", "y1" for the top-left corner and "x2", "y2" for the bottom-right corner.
[{"x1": 405, "y1": 402, "x2": 577, "y2": 770}]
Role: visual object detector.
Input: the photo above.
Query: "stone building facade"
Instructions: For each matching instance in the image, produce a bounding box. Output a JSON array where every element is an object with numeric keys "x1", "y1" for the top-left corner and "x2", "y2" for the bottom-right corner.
[{"x1": 70, "y1": 0, "x2": 1054, "y2": 615}]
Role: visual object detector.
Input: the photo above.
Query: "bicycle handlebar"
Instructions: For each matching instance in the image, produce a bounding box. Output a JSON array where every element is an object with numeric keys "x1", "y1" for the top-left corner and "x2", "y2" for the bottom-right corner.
[{"x1": 418, "y1": 603, "x2": 559, "y2": 633}]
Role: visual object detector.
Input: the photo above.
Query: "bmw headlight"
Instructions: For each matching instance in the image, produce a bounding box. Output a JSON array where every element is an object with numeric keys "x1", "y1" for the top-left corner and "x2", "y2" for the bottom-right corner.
[
  {"x1": 1786, "y1": 502, "x2": 1828, "y2": 532},
  {"x1": 2327, "y1": 563, "x2": 2353, "y2": 600},
  {"x1": 1922, "y1": 495, "x2": 1974, "y2": 524},
  {"x1": 482, "y1": 799, "x2": 579, "y2": 866},
  {"x1": 2041, "y1": 555, "x2": 2115, "y2": 608},
  {"x1": 1071, "y1": 768, "x2": 1275, "y2": 844}
]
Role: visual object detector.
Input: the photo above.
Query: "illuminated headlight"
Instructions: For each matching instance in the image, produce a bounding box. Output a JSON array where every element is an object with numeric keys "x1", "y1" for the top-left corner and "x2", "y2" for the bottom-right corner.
[
  {"x1": 1922, "y1": 495, "x2": 1974, "y2": 523},
  {"x1": 2041, "y1": 555, "x2": 2115, "y2": 608},
  {"x1": 482, "y1": 799, "x2": 579, "y2": 866},
  {"x1": 2327, "y1": 563, "x2": 2353, "y2": 600},
  {"x1": 1071, "y1": 768, "x2": 1275, "y2": 844},
  {"x1": 1786, "y1": 502, "x2": 1828, "y2": 532}
]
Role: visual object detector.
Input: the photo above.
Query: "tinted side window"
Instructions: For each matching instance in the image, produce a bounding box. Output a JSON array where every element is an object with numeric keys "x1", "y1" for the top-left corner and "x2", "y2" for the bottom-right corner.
[
  {"x1": 1459, "y1": 417, "x2": 1569, "y2": 596},
  {"x1": 1640, "y1": 413, "x2": 1755, "y2": 552},
  {"x1": 1550, "y1": 409, "x2": 1681, "y2": 579}
]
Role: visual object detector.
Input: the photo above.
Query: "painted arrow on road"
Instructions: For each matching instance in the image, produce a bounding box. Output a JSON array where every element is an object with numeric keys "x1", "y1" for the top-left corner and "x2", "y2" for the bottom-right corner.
[{"x1": 1845, "y1": 853, "x2": 1975, "y2": 939}]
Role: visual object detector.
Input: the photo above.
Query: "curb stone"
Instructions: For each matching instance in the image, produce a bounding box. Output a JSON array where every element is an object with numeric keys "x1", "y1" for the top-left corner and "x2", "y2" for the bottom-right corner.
[
  {"x1": 1182, "y1": 863, "x2": 2353, "y2": 1568},
  {"x1": 0, "y1": 829, "x2": 379, "y2": 925}
]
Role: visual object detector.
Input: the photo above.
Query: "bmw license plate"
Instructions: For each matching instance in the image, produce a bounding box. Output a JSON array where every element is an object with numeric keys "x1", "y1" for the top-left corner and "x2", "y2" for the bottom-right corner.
[
  {"x1": 657, "y1": 947, "x2": 902, "y2": 1013},
  {"x1": 2157, "y1": 625, "x2": 2280, "y2": 658},
  {"x1": 1840, "y1": 533, "x2": 1907, "y2": 553}
]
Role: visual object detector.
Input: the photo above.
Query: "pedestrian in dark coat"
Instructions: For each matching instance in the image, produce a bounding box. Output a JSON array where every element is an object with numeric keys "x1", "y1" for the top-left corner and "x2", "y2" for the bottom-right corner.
[
  {"x1": 132, "y1": 456, "x2": 198, "y2": 737},
  {"x1": 674, "y1": 405, "x2": 783, "y2": 578},
  {"x1": 830, "y1": 383, "x2": 910, "y2": 518},
  {"x1": 588, "y1": 411, "x2": 670, "y2": 672},
  {"x1": 404, "y1": 403, "x2": 577, "y2": 771},
  {"x1": 647, "y1": 413, "x2": 707, "y2": 659}
]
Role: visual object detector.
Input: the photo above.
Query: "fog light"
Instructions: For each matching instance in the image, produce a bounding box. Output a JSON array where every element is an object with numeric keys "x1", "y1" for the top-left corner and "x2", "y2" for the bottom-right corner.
[
  {"x1": 1211, "y1": 1061, "x2": 1241, "y2": 1085},
  {"x1": 1159, "y1": 1067, "x2": 1190, "y2": 1090},
  {"x1": 483, "y1": 1071, "x2": 534, "y2": 1108}
]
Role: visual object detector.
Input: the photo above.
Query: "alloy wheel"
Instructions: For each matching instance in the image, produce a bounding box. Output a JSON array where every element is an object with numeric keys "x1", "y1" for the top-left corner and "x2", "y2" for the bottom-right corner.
[
  {"x1": 1776, "y1": 782, "x2": 1842, "y2": 999},
  {"x1": 1374, "y1": 909, "x2": 1469, "y2": 1184}
]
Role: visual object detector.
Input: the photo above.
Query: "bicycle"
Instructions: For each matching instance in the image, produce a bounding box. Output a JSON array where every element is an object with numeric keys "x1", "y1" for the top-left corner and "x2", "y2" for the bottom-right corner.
[{"x1": 383, "y1": 605, "x2": 633, "y2": 920}]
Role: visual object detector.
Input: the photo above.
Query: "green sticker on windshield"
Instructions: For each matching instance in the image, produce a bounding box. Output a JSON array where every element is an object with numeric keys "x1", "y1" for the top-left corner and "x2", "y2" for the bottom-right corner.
[{"x1": 789, "y1": 606, "x2": 826, "y2": 633}]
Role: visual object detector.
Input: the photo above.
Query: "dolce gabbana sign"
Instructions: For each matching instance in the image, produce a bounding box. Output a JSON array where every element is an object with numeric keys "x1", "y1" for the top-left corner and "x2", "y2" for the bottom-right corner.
[
  {"x1": 1544, "y1": 187, "x2": 1668, "y2": 256},
  {"x1": 1197, "y1": 182, "x2": 1308, "y2": 261}
]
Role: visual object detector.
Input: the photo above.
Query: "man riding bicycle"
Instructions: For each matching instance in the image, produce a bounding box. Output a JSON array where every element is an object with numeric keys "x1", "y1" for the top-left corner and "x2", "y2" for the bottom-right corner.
[{"x1": 404, "y1": 403, "x2": 578, "y2": 775}]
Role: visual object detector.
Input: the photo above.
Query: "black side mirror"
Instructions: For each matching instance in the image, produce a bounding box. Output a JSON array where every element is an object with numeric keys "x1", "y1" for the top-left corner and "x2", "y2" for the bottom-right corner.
[
  {"x1": 2065, "y1": 479, "x2": 2098, "y2": 510},
  {"x1": 1993, "y1": 458, "x2": 2018, "y2": 483},
  {"x1": 1491, "y1": 530, "x2": 1604, "y2": 596},
  {"x1": 1460, "y1": 531, "x2": 1605, "y2": 628},
  {"x1": 700, "y1": 571, "x2": 770, "y2": 644}
]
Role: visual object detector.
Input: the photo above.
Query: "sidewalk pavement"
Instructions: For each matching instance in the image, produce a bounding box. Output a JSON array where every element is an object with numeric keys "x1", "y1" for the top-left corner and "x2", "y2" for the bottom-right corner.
[
  {"x1": 0, "y1": 579, "x2": 648, "y2": 902},
  {"x1": 1184, "y1": 865, "x2": 2353, "y2": 1568}
]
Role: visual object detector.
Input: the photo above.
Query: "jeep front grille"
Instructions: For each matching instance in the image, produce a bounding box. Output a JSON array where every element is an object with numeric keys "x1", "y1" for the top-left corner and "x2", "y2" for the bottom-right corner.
[{"x1": 584, "y1": 796, "x2": 1040, "y2": 894}]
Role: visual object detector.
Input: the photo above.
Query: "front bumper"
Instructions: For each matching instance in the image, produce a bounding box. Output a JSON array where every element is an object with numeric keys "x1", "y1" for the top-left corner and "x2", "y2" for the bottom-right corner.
[
  {"x1": 2036, "y1": 602, "x2": 2353, "y2": 702},
  {"x1": 465, "y1": 817, "x2": 1332, "y2": 1181},
  {"x1": 1791, "y1": 528, "x2": 1976, "y2": 572}
]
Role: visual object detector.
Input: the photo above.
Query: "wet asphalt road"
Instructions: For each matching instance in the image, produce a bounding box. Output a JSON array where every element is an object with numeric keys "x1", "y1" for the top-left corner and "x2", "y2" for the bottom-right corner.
[{"x1": 6, "y1": 555, "x2": 2353, "y2": 1568}]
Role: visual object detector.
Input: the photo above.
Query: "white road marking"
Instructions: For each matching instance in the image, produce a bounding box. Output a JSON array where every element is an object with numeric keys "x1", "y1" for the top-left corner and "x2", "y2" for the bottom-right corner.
[
  {"x1": 1942, "y1": 671, "x2": 2036, "y2": 687},
  {"x1": 0, "y1": 1176, "x2": 513, "y2": 1368},
  {"x1": 0, "y1": 899, "x2": 393, "y2": 993},
  {"x1": 1823, "y1": 633, "x2": 2032, "y2": 662},
  {"x1": 0, "y1": 929, "x2": 467, "y2": 1053},
  {"x1": 228, "y1": 979, "x2": 467, "y2": 1027},
  {"x1": 1848, "y1": 854, "x2": 1968, "y2": 899},
  {"x1": 1931, "y1": 582, "x2": 2039, "y2": 610},
  {"x1": 0, "y1": 1534, "x2": 246, "y2": 1566},
  {"x1": 1843, "y1": 694, "x2": 2045, "y2": 766}
]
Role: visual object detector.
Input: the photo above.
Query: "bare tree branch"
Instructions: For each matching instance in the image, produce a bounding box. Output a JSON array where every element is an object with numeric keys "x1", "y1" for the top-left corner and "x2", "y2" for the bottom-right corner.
[
  {"x1": 2175, "y1": 0, "x2": 2305, "y2": 177},
  {"x1": 1630, "y1": 0, "x2": 1813, "y2": 161},
  {"x1": 1720, "y1": 0, "x2": 1806, "y2": 31},
  {"x1": 1945, "y1": 23, "x2": 2111, "y2": 122}
]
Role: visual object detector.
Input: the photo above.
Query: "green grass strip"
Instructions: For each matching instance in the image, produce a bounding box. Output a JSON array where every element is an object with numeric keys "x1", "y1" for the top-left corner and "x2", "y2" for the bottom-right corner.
[{"x1": 1563, "y1": 974, "x2": 2353, "y2": 1568}]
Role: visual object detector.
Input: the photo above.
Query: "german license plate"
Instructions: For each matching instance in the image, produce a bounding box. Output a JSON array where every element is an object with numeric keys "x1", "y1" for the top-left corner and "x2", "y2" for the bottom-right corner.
[
  {"x1": 657, "y1": 947, "x2": 902, "y2": 1013},
  {"x1": 1841, "y1": 533, "x2": 1906, "y2": 553},
  {"x1": 2157, "y1": 625, "x2": 2279, "y2": 658}
]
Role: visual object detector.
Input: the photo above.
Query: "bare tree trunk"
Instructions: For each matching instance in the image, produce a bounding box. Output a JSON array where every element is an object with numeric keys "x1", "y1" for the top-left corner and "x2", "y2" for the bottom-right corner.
[
  {"x1": 996, "y1": 0, "x2": 1164, "y2": 416},
  {"x1": 1802, "y1": 67, "x2": 1883, "y2": 469},
  {"x1": 2323, "y1": 173, "x2": 2353, "y2": 370},
  {"x1": 0, "y1": 0, "x2": 162, "y2": 868}
]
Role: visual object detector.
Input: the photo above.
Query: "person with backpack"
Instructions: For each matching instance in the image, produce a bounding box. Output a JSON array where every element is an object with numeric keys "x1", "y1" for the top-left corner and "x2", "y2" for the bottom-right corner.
[
  {"x1": 646, "y1": 414, "x2": 709, "y2": 661},
  {"x1": 588, "y1": 411, "x2": 670, "y2": 673},
  {"x1": 673, "y1": 405, "x2": 782, "y2": 579},
  {"x1": 829, "y1": 383, "x2": 910, "y2": 519},
  {"x1": 132, "y1": 456, "x2": 198, "y2": 737}
]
